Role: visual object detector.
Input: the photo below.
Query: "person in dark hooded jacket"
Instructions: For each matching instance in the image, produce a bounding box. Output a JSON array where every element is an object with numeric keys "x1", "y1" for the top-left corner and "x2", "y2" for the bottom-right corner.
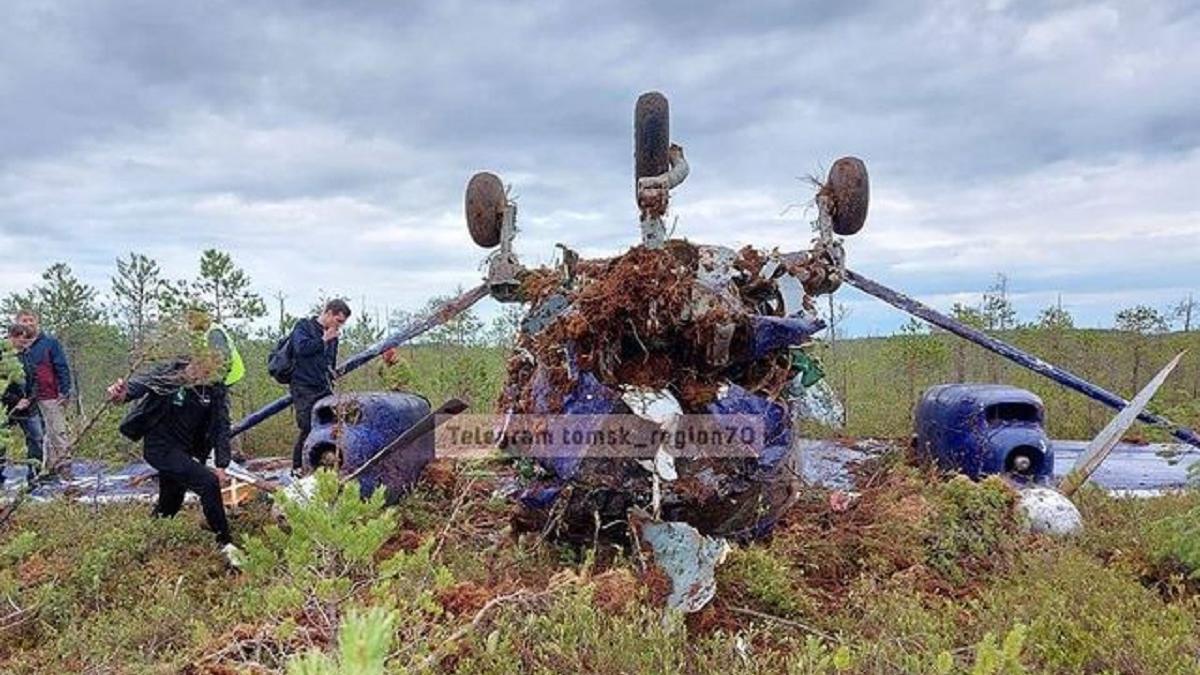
[
  {"x1": 287, "y1": 298, "x2": 350, "y2": 473},
  {"x1": 107, "y1": 358, "x2": 240, "y2": 561}
]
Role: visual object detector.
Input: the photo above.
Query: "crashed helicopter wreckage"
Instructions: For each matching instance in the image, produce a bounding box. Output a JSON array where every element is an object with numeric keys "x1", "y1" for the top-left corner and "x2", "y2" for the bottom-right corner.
[
  {"x1": 460, "y1": 92, "x2": 870, "y2": 547},
  {"x1": 7, "y1": 90, "x2": 1199, "y2": 615},
  {"x1": 448, "y1": 92, "x2": 1199, "y2": 610},
  {"x1": 224, "y1": 91, "x2": 1197, "y2": 531}
]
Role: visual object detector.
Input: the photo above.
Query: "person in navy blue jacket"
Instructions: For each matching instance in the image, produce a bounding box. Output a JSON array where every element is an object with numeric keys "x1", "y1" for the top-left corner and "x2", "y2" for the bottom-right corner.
[
  {"x1": 14, "y1": 310, "x2": 72, "y2": 479},
  {"x1": 288, "y1": 299, "x2": 350, "y2": 473}
]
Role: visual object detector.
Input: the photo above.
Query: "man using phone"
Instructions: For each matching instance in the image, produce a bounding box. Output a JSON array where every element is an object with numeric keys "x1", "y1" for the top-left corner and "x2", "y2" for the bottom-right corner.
[{"x1": 287, "y1": 299, "x2": 351, "y2": 473}]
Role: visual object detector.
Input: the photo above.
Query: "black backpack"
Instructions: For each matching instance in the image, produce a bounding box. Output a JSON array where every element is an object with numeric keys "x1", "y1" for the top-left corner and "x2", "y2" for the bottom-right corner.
[{"x1": 267, "y1": 332, "x2": 295, "y2": 384}]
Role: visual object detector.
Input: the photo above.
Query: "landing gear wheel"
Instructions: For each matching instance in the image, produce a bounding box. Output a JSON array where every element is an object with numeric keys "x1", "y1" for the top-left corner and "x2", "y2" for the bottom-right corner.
[
  {"x1": 635, "y1": 92, "x2": 670, "y2": 182},
  {"x1": 465, "y1": 172, "x2": 506, "y2": 248},
  {"x1": 823, "y1": 156, "x2": 869, "y2": 236}
]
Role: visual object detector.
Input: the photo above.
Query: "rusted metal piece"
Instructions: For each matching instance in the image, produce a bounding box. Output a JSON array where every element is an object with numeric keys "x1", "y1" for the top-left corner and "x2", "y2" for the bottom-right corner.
[
  {"x1": 820, "y1": 156, "x2": 869, "y2": 236},
  {"x1": 637, "y1": 144, "x2": 690, "y2": 218},
  {"x1": 774, "y1": 238, "x2": 846, "y2": 295},
  {"x1": 465, "y1": 172, "x2": 507, "y2": 248},
  {"x1": 636, "y1": 145, "x2": 690, "y2": 248}
]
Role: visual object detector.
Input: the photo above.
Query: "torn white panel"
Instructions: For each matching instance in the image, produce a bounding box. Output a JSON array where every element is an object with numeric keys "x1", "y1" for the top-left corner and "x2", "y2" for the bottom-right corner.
[
  {"x1": 641, "y1": 520, "x2": 731, "y2": 613},
  {"x1": 654, "y1": 448, "x2": 678, "y2": 481},
  {"x1": 274, "y1": 474, "x2": 320, "y2": 519},
  {"x1": 624, "y1": 387, "x2": 682, "y2": 483},
  {"x1": 622, "y1": 387, "x2": 683, "y2": 426}
]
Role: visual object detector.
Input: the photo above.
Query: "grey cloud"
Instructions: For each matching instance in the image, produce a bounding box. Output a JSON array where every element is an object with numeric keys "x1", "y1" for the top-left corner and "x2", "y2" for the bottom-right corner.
[{"x1": 0, "y1": 0, "x2": 1196, "y2": 334}]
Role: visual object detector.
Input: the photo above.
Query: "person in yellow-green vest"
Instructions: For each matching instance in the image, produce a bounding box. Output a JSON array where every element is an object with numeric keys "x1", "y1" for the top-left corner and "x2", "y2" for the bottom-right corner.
[
  {"x1": 184, "y1": 310, "x2": 244, "y2": 461},
  {"x1": 185, "y1": 310, "x2": 245, "y2": 387}
]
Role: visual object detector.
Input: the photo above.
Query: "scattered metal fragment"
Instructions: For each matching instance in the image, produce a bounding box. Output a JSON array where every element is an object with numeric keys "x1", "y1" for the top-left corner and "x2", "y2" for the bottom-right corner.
[{"x1": 638, "y1": 516, "x2": 731, "y2": 613}]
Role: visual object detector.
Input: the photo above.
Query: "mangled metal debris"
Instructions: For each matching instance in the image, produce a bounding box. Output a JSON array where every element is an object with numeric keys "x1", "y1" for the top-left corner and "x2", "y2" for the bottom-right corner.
[{"x1": 457, "y1": 91, "x2": 869, "y2": 543}]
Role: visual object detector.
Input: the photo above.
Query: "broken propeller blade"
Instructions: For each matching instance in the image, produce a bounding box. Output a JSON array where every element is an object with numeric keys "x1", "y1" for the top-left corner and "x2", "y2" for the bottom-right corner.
[{"x1": 1059, "y1": 351, "x2": 1186, "y2": 497}]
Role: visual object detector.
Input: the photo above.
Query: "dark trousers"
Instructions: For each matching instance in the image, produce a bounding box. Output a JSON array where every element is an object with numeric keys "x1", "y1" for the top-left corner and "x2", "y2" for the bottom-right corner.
[
  {"x1": 291, "y1": 386, "x2": 330, "y2": 470},
  {"x1": 145, "y1": 443, "x2": 231, "y2": 545},
  {"x1": 18, "y1": 414, "x2": 44, "y2": 465}
]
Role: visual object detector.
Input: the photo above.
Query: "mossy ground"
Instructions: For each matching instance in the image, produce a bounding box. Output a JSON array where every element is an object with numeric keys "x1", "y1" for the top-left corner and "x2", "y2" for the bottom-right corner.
[{"x1": 1, "y1": 458, "x2": 1198, "y2": 674}]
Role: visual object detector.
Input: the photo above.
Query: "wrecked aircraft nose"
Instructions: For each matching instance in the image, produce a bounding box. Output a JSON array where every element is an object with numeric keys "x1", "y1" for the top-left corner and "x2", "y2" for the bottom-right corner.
[{"x1": 302, "y1": 392, "x2": 434, "y2": 503}]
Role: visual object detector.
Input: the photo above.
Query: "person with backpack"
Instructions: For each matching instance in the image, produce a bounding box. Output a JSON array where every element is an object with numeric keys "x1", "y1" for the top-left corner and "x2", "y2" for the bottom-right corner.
[
  {"x1": 272, "y1": 299, "x2": 351, "y2": 474},
  {"x1": 105, "y1": 356, "x2": 242, "y2": 565}
]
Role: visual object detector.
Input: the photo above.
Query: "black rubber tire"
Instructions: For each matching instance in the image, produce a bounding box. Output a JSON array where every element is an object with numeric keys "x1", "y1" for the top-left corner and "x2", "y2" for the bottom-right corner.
[
  {"x1": 635, "y1": 92, "x2": 670, "y2": 182},
  {"x1": 465, "y1": 172, "x2": 506, "y2": 248},
  {"x1": 825, "y1": 156, "x2": 869, "y2": 236}
]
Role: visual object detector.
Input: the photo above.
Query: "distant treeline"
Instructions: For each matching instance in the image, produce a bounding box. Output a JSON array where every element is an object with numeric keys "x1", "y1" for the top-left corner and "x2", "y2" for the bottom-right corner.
[{"x1": 2, "y1": 257, "x2": 1196, "y2": 459}]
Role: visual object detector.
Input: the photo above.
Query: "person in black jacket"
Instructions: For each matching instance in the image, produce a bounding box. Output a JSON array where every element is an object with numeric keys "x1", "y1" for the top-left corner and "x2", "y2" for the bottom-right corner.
[
  {"x1": 288, "y1": 299, "x2": 350, "y2": 473},
  {"x1": 106, "y1": 358, "x2": 239, "y2": 559}
]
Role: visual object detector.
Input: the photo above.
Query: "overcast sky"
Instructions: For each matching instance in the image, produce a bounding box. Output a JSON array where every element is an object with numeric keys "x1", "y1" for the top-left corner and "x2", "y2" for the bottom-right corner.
[{"x1": 1, "y1": 0, "x2": 1197, "y2": 335}]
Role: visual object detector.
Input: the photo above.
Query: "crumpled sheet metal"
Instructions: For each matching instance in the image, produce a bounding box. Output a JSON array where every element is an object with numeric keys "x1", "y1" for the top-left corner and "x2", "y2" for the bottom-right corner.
[
  {"x1": 791, "y1": 376, "x2": 845, "y2": 429},
  {"x1": 640, "y1": 518, "x2": 731, "y2": 613},
  {"x1": 512, "y1": 380, "x2": 804, "y2": 542},
  {"x1": 505, "y1": 242, "x2": 829, "y2": 542},
  {"x1": 0, "y1": 457, "x2": 293, "y2": 505},
  {"x1": 749, "y1": 314, "x2": 825, "y2": 360},
  {"x1": 707, "y1": 383, "x2": 791, "y2": 469}
]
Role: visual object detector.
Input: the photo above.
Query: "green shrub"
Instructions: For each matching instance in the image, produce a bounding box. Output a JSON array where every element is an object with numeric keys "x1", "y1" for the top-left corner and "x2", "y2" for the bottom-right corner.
[
  {"x1": 287, "y1": 606, "x2": 398, "y2": 675},
  {"x1": 720, "y1": 545, "x2": 816, "y2": 619},
  {"x1": 240, "y1": 469, "x2": 399, "y2": 615},
  {"x1": 1148, "y1": 503, "x2": 1200, "y2": 580},
  {"x1": 924, "y1": 476, "x2": 1018, "y2": 582}
]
